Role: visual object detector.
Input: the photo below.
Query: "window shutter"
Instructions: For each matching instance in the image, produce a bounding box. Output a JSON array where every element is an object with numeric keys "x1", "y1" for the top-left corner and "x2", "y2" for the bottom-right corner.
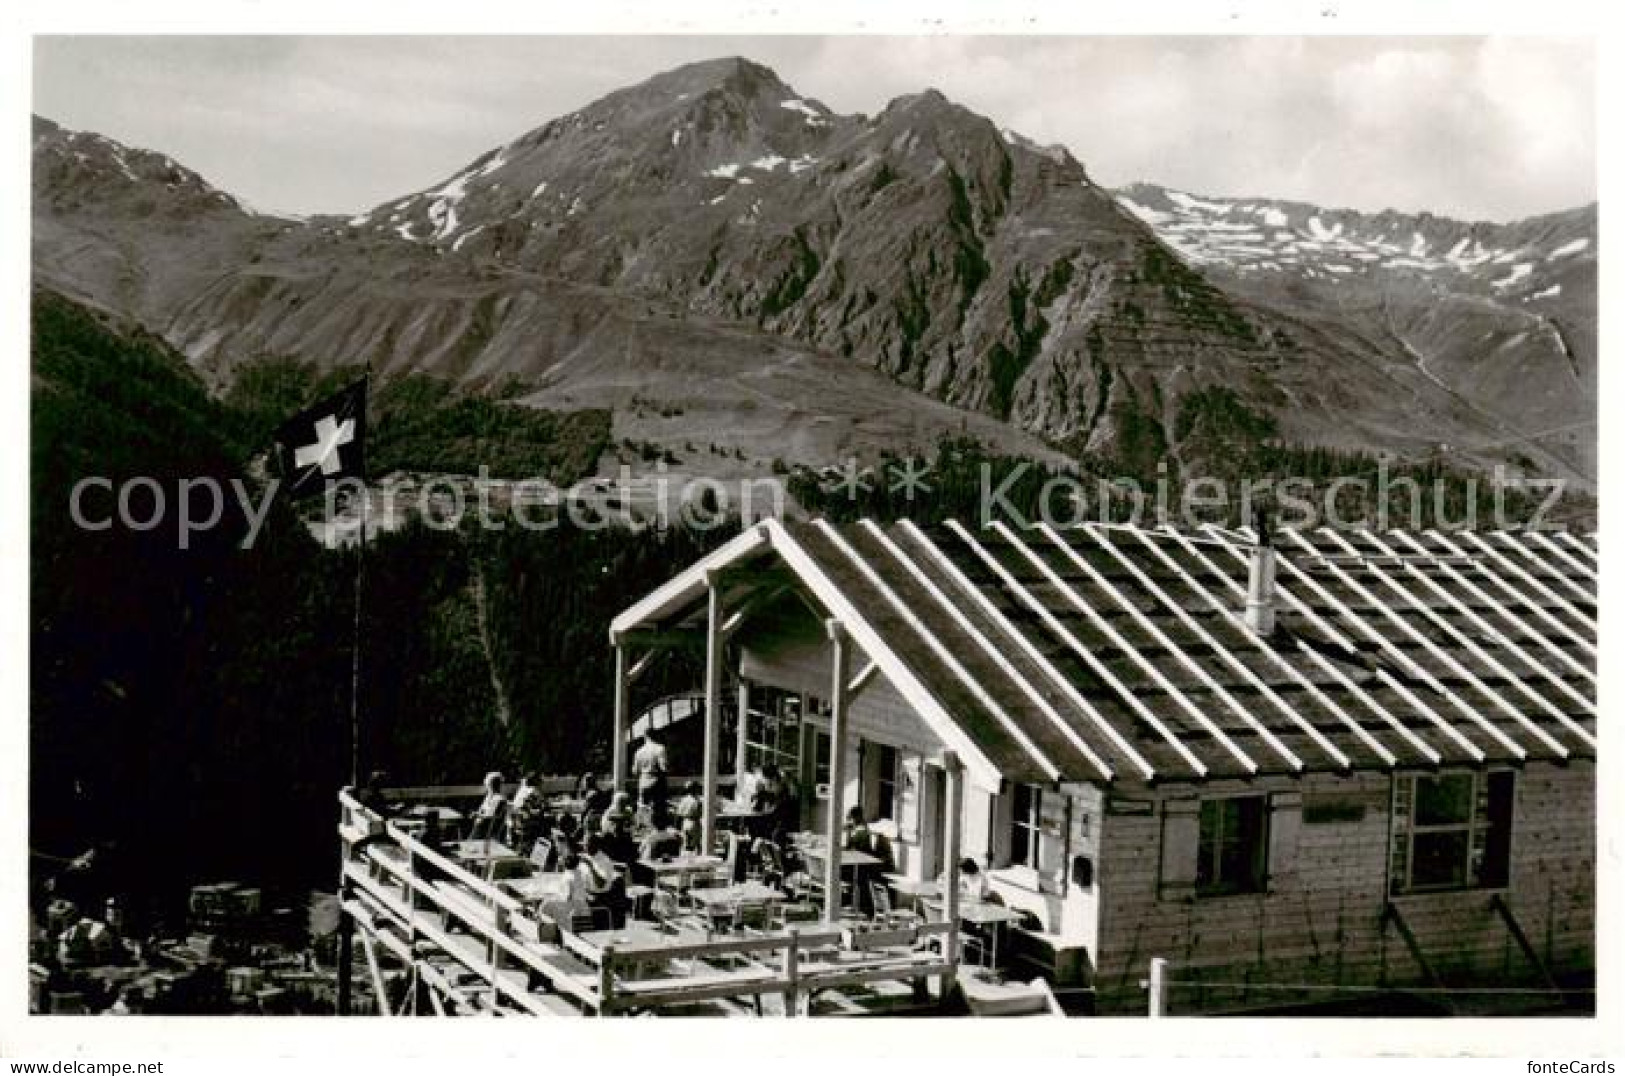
[
  {"x1": 898, "y1": 752, "x2": 922, "y2": 843},
  {"x1": 1266, "y1": 790, "x2": 1303, "y2": 890},
  {"x1": 1158, "y1": 798, "x2": 1200, "y2": 901}
]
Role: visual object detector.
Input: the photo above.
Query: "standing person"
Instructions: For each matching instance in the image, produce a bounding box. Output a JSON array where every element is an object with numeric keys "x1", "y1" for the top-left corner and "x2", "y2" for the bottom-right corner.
[{"x1": 630, "y1": 731, "x2": 670, "y2": 811}]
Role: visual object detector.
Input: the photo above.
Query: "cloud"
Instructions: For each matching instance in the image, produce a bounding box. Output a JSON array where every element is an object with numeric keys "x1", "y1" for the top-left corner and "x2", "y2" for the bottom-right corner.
[{"x1": 32, "y1": 36, "x2": 1594, "y2": 221}]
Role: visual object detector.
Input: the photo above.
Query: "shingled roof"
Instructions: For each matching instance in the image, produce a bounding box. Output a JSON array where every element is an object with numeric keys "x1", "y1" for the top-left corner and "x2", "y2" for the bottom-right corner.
[{"x1": 611, "y1": 520, "x2": 1597, "y2": 786}]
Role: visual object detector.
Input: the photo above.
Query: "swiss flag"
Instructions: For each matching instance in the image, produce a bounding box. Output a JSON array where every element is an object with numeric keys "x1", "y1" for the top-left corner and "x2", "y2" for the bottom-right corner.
[{"x1": 273, "y1": 378, "x2": 368, "y2": 500}]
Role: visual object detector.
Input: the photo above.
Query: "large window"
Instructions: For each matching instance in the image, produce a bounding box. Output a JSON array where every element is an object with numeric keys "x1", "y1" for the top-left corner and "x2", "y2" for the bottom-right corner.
[
  {"x1": 743, "y1": 688, "x2": 802, "y2": 777},
  {"x1": 1391, "y1": 771, "x2": 1514, "y2": 894},
  {"x1": 1196, "y1": 796, "x2": 1268, "y2": 897},
  {"x1": 1010, "y1": 783, "x2": 1045, "y2": 870}
]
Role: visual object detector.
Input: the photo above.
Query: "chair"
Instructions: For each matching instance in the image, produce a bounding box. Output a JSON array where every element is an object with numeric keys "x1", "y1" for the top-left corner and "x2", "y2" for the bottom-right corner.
[
  {"x1": 528, "y1": 837, "x2": 553, "y2": 871},
  {"x1": 488, "y1": 857, "x2": 535, "y2": 883},
  {"x1": 870, "y1": 882, "x2": 919, "y2": 928},
  {"x1": 538, "y1": 899, "x2": 573, "y2": 930},
  {"x1": 702, "y1": 899, "x2": 739, "y2": 936},
  {"x1": 718, "y1": 831, "x2": 743, "y2": 884},
  {"x1": 570, "y1": 908, "x2": 612, "y2": 934},
  {"x1": 650, "y1": 890, "x2": 682, "y2": 934},
  {"x1": 751, "y1": 840, "x2": 784, "y2": 885},
  {"x1": 736, "y1": 900, "x2": 774, "y2": 934}
]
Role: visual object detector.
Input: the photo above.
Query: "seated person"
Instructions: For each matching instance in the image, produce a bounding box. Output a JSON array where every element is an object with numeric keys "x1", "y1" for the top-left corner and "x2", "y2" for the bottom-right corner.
[
  {"x1": 674, "y1": 782, "x2": 705, "y2": 852},
  {"x1": 580, "y1": 774, "x2": 613, "y2": 817},
  {"x1": 735, "y1": 765, "x2": 763, "y2": 811},
  {"x1": 468, "y1": 771, "x2": 509, "y2": 841},
  {"x1": 843, "y1": 807, "x2": 874, "y2": 854},
  {"x1": 355, "y1": 770, "x2": 393, "y2": 816},
  {"x1": 556, "y1": 853, "x2": 594, "y2": 918},
  {"x1": 937, "y1": 857, "x2": 990, "y2": 902},
  {"x1": 601, "y1": 791, "x2": 634, "y2": 834},
  {"x1": 844, "y1": 808, "x2": 883, "y2": 915},
  {"x1": 579, "y1": 835, "x2": 630, "y2": 927},
  {"x1": 753, "y1": 764, "x2": 782, "y2": 814},
  {"x1": 638, "y1": 803, "x2": 684, "y2": 862}
]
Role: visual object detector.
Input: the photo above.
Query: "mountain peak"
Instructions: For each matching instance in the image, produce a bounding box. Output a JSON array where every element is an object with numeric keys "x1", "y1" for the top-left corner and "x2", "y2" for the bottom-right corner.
[{"x1": 629, "y1": 55, "x2": 794, "y2": 103}]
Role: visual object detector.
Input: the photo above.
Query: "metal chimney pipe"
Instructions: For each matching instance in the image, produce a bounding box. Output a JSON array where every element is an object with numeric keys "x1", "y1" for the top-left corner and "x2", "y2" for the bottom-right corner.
[{"x1": 1245, "y1": 508, "x2": 1276, "y2": 637}]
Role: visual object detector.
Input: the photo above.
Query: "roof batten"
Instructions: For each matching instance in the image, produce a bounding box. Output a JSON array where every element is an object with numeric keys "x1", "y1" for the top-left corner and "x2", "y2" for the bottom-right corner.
[
  {"x1": 1355, "y1": 530, "x2": 1596, "y2": 745},
  {"x1": 811, "y1": 519, "x2": 1060, "y2": 782},
  {"x1": 1393, "y1": 530, "x2": 1596, "y2": 688},
  {"x1": 1274, "y1": 529, "x2": 1533, "y2": 760},
  {"x1": 899, "y1": 519, "x2": 1155, "y2": 782},
  {"x1": 866, "y1": 520, "x2": 1116, "y2": 783},
  {"x1": 1523, "y1": 531, "x2": 1598, "y2": 583},
  {"x1": 1441, "y1": 531, "x2": 1596, "y2": 655},
  {"x1": 1316, "y1": 529, "x2": 1576, "y2": 756},
  {"x1": 1106, "y1": 525, "x2": 1388, "y2": 768},
  {"x1": 1155, "y1": 527, "x2": 1427, "y2": 766},
  {"x1": 1061, "y1": 525, "x2": 1316, "y2": 771},
  {"x1": 1201, "y1": 525, "x2": 1481, "y2": 763},
  {"x1": 993, "y1": 521, "x2": 1260, "y2": 775},
  {"x1": 948, "y1": 521, "x2": 1208, "y2": 779}
]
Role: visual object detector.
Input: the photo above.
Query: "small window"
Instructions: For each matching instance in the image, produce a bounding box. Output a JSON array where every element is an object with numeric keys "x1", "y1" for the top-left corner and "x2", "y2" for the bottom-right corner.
[
  {"x1": 1010, "y1": 783, "x2": 1045, "y2": 870},
  {"x1": 875, "y1": 744, "x2": 899, "y2": 821},
  {"x1": 1196, "y1": 796, "x2": 1268, "y2": 896},
  {"x1": 1391, "y1": 770, "x2": 1514, "y2": 894}
]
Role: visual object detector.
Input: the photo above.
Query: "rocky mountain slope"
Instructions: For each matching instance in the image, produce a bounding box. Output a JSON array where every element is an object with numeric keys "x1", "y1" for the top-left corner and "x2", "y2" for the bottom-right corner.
[
  {"x1": 1118, "y1": 183, "x2": 1597, "y2": 478},
  {"x1": 32, "y1": 58, "x2": 1596, "y2": 482}
]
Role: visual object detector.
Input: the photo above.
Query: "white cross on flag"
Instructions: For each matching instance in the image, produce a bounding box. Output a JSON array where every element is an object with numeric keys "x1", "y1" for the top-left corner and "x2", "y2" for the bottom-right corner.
[{"x1": 273, "y1": 377, "x2": 368, "y2": 500}]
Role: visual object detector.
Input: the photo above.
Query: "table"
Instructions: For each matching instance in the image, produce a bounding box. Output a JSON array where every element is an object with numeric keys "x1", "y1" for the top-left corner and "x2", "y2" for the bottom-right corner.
[
  {"x1": 882, "y1": 873, "x2": 940, "y2": 913},
  {"x1": 503, "y1": 872, "x2": 572, "y2": 906},
  {"x1": 795, "y1": 843, "x2": 883, "y2": 910},
  {"x1": 955, "y1": 900, "x2": 1022, "y2": 969},
  {"x1": 687, "y1": 881, "x2": 784, "y2": 909},
  {"x1": 446, "y1": 839, "x2": 521, "y2": 877},
  {"x1": 638, "y1": 854, "x2": 723, "y2": 892},
  {"x1": 574, "y1": 922, "x2": 709, "y2": 975},
  {"x1": 404, "y1": 804, "x2": 464, "y2": 824}
]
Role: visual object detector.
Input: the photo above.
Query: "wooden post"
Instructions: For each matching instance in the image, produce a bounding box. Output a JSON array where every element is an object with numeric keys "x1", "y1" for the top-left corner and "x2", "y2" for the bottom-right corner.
[
  {"x1": 335, "y1": 908, "x2": 354, "y2": 1015},
  {"x1": 598, "y1": 945, "x2": 616, "y2": 1017},
  {"x1": 336, "y1": 799, "x2": 354, "y2": 1015},
  {"x1": 942, "y1": 752, "x2": 963, "y2": 998},
  {"x1": 823, "y1": 619, "x2": 852, "y2": 922},
  {"x1": 782, "y1": 928, "x2": 801, "y2": 1017},
  {"x1": 611, "y1": 639, "x2": 629, "y2": 793},
  {"x1": 702, "y1": 574, "x2": 724, "y2": 854},
  {"x1": 1147, "y1": 956, "x2": 1169, "y2": 1018},
  {"x1": 735, "y1": 676, "x2": 752, "y2": 787}
]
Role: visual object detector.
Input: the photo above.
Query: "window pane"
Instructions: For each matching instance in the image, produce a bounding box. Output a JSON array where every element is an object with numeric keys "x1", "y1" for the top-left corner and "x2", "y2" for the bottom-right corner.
[
  {"x1": 1197, "y1": 797, "x2": 1266, "y2": 895},
  {"x1": 1414, "y1": 773, "x2": 1473, "y2": 826},
  {"x1": 1011, "y1": 819, "x2": 1031, "y2": 868},
  {"x1": 1411, "y1": 830, "x2": 1469, "y2": 889},
  {"x1": 1478, "y1": 770, "x2": 1514, "y2": 888}
]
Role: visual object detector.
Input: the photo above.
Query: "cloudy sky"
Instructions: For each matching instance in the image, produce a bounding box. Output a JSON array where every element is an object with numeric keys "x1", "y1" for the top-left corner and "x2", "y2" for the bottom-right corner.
[{"x1": 32, "y1": 36, "x2": 1594, "y2": 222}]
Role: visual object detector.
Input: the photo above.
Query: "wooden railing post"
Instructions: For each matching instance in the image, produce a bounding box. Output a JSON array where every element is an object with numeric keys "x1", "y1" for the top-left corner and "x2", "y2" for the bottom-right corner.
[
  {"x1": 598, "y1": 945, "x2": 616, "y2": 1017},
  {"x1": 1146, "y1": 956, "x2": 1169, "y2": 1018},
  {"x1": 782, "y1": 928, "x2": 801, "y2": 1017},
  {"x1": 336, "y1": 792, "x2": 356, "y2": 1015}
]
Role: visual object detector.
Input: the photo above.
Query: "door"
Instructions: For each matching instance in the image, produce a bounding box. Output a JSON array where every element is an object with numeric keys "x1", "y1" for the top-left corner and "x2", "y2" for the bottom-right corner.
[
  {"x1": 800, "y1": 725, "x2": 831, "y2": 832},
  {"x1": 920, "y1": 764, "x2": 947, "y2": 879}
]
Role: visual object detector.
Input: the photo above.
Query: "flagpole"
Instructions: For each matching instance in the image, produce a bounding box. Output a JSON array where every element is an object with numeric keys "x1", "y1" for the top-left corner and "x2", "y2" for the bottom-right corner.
[{"x1": 348, "y1": 368, "x2": 371, "y2": 789}]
